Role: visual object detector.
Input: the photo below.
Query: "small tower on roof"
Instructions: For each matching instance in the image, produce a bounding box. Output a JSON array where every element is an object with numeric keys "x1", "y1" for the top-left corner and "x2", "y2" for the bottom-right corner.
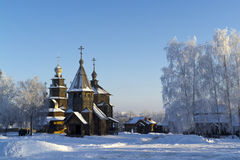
[
  {"x1": 49, "y1": 57, "x2": 68, "y2": 110},
  {"x1": 91, "y1": 58, "x2": 111, "y2": 100},
  {"x1": 92, "y1": 58, "x2": 97, "y2": 81},
  {"x1": 91, "y1": 57, "x2": 98, "y2": 86},
  {"x1": 90, "y1": 58, "x2": 112, "y2": 118}
]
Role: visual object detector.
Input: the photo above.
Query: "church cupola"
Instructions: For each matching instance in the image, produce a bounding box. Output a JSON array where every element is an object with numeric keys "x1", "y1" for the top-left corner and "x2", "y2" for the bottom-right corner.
[
  {"x1": 55, "y1": 64, "x2": 62, "y2": 77},
  {"x1": 54, "y1": 56, "x2": 63, "y2": 78}
]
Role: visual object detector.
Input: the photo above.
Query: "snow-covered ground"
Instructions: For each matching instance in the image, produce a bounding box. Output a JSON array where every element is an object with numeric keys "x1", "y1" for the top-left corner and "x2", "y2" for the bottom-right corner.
[{"x1": 1, "y1": 132, "x2": 240, "y2": 160}]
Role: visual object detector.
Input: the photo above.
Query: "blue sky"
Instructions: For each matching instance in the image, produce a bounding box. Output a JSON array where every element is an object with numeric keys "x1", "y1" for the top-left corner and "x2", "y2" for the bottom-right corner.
[{"x1": 1, "y1": 0, "x2": 240, "y2": 113}]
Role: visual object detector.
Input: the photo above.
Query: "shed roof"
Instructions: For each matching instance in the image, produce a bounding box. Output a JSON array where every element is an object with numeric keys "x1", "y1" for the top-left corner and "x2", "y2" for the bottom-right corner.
[
  {"x1": 124, "y1": 117, "x2": 156, "y2": 125},
  {"x1": 64, "y1": 112, "x2": 88, "y2": 124},
  {"x1": 124, "y1": 117, "x2": 145, "y2": 124},
  {"x1": 108, "y1": 117, "x2": 119, "y2": 123}
]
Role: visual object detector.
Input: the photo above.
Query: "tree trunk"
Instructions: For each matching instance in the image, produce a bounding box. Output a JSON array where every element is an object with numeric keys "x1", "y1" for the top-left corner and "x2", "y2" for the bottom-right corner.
[
  {"x1": 192, "y1": 58, "x2": 196, "y2": 134},
  {"x1": 210, "y1": 56, "x2": 221, "y2": 136},
  {"x1": 30, "y1": 115, "x2": 33, "y2": 136},
  {"x1": 234, "y1": 56, "x2": 240, "y2": 138},
  {"x1": 182, "y1": 63, "x2": 191, "y2": 133},
  {"x1": 238, "y1": 107, "x2": 240, "y2": 137},
  {"x1": 224, "y1": 55, "x2": 234, "y2": 138}
]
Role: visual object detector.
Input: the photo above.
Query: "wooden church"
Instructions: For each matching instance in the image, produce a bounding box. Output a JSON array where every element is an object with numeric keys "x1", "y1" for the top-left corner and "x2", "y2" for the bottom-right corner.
[{"x1": 47, "y1": 46, "x2": 118, "y2": 136}]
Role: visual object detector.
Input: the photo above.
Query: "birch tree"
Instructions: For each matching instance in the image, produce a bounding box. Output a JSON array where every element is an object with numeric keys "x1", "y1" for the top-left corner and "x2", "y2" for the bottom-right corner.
[
  {"x1": 162, "y1": 28, "x2": 240, "y2": 136},
  {"x1": 212, "y1": 29, "x2": 234, "y2": 138},
  {"x1": 162, "y1": 37, "x2": 198, "y2": 132},
  {"x1": 0, "y1": 71, "x2": 18, "y2": 134},
  {"x1": 17, "y1": 77, "x2": 48, "y2": 135},
  {"x1": 229, "y1": 30, "x2": 240, "y2": 137}
]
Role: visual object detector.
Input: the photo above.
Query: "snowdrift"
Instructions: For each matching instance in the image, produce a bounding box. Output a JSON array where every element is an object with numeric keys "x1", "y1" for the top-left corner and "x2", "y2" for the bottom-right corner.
[{"x1": 0, "y1": 132, "x2": 240, "y2": 160}]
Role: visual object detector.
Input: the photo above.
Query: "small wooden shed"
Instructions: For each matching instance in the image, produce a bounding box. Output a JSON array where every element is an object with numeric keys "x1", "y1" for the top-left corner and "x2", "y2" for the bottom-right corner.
[
  {"x1": 64, "y1": 112, "x2": 88, "y2": 137},
  {"x1": 124, "y1": 117, "x2": 156, "y2": 134}
]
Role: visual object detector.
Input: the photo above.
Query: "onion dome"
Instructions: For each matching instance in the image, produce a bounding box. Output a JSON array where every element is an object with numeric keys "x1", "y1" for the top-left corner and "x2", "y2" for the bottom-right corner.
[
  {"x1": 92, "y1": 70, "x2": 97, "y2": 80},
  {"x1": 55, "y1": 64, "x2": 62, "y2": 77}
]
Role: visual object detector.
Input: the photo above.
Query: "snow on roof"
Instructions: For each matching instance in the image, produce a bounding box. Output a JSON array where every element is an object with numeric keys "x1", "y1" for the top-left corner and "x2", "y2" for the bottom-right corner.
[
  {"x1": 92, "y1": 85, "x2": 110, "y2": 95},
  {"x1": 48, "y1": 108, "x2": 65, "y2": 113},
  {"x1": 108, "y1": 117, "x2": 119, "y2": 123},
  {"x1": 47, "y1": 116, "x2": 65, "y2": 122},
  {"x1": 68, "y1": 88, "x2": 93, "y2": 92},
  {"x1": 49, "y1": 99, "x2": 58, "y2": 108},
  {"x1": 73, "y1": 112, "x2": 88, "y2": 124},
  {"x1": 138, "y1": 122, "x2": 145, "y2": 126},
  {"x1": 125, "y1": 117, "x2": 156, "y2": 125},
  {"x1": 52, "y1": 77, "x2": 65, "y2": 80},
  {"x1": 93, "y1": 104, "x2": 108, "y2": 120},
  {"x1": 124, "y1": 117, "x2": 145, "y2": 124},
  {"x1": 145, "y1": 119, "x2": 157, "y2": 124},
  {"x1": 59, "y1": 106, "x2": 65, "y2": 110},
  {"x1": 82, "y1": 108, "x2": 91, "y2": 113},
  {"x1": 68, "y1": 64, "x2": 94, "y2": 93},
  {"x1": 65, "y1": 108, "x2": 73, "y2": 113},
  {"x1": 49, "y1": 85, "x2": 67, "y2": 89},
  {"x1": 49, "y1": 96, "x2": 67, "y2": 100},
  {"x1": 97, "y1": 102, "x2": 105, "y2": 106}
]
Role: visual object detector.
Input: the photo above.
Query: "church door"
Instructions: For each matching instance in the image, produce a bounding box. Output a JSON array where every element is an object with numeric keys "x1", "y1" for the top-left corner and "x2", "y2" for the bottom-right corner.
[{"x1": 75, "y1": 125, "x2": 81, "y2": 135}]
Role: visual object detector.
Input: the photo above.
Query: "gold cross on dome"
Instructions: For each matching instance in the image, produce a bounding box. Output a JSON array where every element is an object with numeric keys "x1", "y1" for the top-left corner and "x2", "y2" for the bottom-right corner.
[
  {"x1": 78, "y1": 46, "x2": 84, "y2": 59},
  {"x1": 92, "y1": 57, "x2": 96, "y2": 71},
  {"x1": 56, "y1": 56, "x2": 60, "y2": 65}
]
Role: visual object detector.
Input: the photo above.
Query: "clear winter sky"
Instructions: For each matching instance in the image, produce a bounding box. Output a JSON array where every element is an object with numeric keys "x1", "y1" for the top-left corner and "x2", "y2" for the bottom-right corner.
[{"x1": 0, "y1": 0, "x2": 240, "y2": 113}]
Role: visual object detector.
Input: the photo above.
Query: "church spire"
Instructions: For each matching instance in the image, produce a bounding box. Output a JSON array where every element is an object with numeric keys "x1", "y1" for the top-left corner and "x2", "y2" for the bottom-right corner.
[
  {"x1": 68, "y1": 46, "x2": 93, "y2": 93},
  {"x1": 92, "y1": 57, "x2": 97, "y2": 81}
]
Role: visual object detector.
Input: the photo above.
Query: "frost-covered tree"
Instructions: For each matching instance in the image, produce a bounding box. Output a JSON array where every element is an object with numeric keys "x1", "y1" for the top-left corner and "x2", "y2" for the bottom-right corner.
[
  {"x1": 198, "y1": 44, "x2": 223, "y2": 135},
  {"x1": 212, "y1": 29, "x2": 234, "y2": 137},
  {"x1": 161, "y1": 37, "x2": 200, "y2": 132},
  {"x1": 229, "y1": 30, "x2": 240, "y2": 137},
  {"x1": 0, "y1": 71, "x2": 18, "y2": 134},
  {"x1": 17, "y1": 77, "x2": 48, "y2": 135},
  {"x1": 162, "y1": 28, "x2": 240, "y2": 137}
]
